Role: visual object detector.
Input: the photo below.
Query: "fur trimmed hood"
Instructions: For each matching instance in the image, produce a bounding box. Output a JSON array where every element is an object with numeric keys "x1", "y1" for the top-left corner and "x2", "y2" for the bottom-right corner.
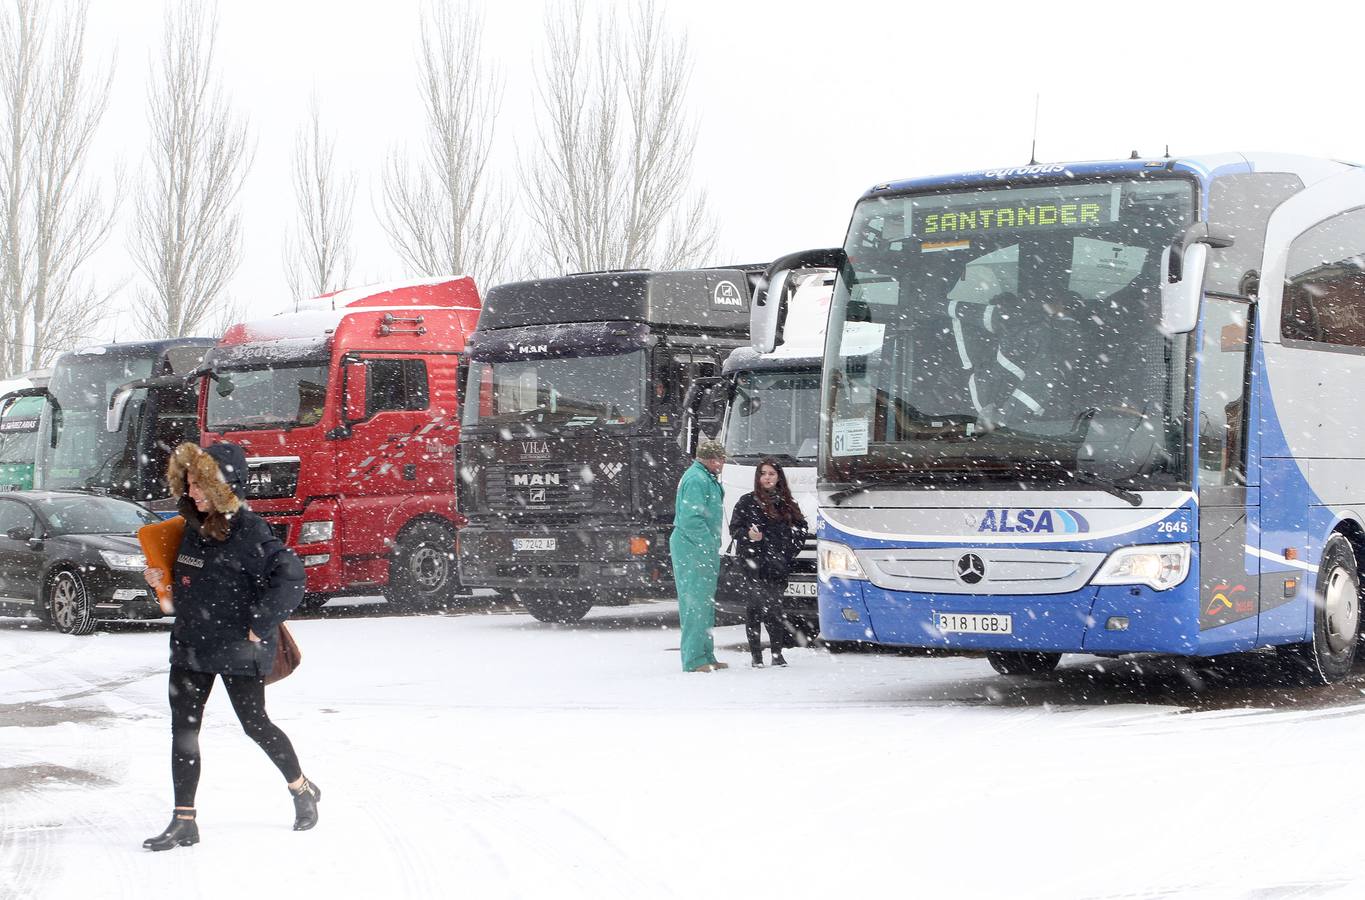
[{"x1": 167, "y1": 442, "x2": 245, "y2": 516}]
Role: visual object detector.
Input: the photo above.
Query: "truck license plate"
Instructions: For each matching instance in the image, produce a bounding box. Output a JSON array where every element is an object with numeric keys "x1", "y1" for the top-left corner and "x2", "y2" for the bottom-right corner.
[
  {"x1": 935, "y1": 612, "x2": 1012, "y2": 635},
  {"x1": 513, "y1": 538, "x2": 556, "y2": 552},
  {"x1": 783, "y1": 580, "x2": 817, "y2": 598}
]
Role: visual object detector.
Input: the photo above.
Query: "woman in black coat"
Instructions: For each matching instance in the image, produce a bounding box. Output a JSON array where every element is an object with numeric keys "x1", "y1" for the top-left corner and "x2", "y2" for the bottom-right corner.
[
  {"x1": 141, "y1": 442, "x2": 316, "y2": 851},
  {"x1": 729, "y1": 458, "x2": 808, "y2": 667}
]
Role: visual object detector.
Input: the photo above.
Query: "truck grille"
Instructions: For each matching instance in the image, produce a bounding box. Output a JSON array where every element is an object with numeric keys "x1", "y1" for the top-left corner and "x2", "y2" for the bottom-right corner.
[{"x1": 483, "y1": 464, "x2": 595, "y2": 513}]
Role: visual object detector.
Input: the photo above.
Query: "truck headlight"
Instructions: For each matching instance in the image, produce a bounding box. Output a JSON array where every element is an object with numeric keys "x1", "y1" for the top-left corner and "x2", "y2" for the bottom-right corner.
[
  {"x1": 1092, "y1": 543, "x2": 1190, "y2": 591},
  {"x1": 818, "y1": 540, "x2": 867, "y2": 583},
  {"x1": 299, "y1": 520, "x2": 334, "y2": 544},
  {"x1": 99, "y1": 550, "x2": 147, "y2": 571}
]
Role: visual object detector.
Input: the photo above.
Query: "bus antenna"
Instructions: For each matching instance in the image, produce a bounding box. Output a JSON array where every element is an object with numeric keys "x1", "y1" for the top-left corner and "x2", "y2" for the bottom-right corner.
[{"x1": 1028, "y1": 94, "x2": 1040, "y2": 165}]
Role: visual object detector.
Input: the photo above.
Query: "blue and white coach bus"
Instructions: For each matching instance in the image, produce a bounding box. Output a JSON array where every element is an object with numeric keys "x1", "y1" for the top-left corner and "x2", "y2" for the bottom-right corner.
[{"x1": 754, "y1": 153, "x2": 1365, "y2": 683}]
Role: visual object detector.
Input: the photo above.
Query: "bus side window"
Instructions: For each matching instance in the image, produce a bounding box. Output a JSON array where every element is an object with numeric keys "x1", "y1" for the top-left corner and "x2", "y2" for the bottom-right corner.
[{"x1": 1283, "y1": 206, "x2": 1365, "y2": 348}]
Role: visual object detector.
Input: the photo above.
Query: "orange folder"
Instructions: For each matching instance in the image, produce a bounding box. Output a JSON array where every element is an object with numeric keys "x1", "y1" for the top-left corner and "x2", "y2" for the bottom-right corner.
[{"x1": 138, "y1": 516, "x2": 185, "y2": 614}]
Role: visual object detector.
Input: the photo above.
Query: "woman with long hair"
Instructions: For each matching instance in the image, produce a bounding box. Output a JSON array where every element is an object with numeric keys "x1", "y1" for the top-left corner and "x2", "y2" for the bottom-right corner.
[
  {"x1": 728, "y1": 458, "x2": 809, "y2": 667},
  {"x1": 140, "y1": 442, "x2": 318, "y2": 851}
]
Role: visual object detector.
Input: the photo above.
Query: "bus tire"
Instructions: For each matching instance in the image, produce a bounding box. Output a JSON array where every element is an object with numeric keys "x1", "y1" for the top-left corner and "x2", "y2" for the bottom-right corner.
[
  {"x1": 46, "y1": 569, "x2": 97, "y2": 636},
  {"x1": 385, "y1": 520, "x2": 459, "y2": 610},
  {"x1": 987, "y1": 650, "x2": 1062, "y2": 676},
  {"x1": 520, "y1": 591, "x2": 593, "y2": 624},
  {"x1": 1278, "y1": 534, "x2": 1360, "y2": 685}
]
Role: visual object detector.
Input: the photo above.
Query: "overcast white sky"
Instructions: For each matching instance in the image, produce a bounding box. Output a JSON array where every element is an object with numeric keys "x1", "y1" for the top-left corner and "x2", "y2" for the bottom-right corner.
[{"x1": 76, "y1": 0, "x2": 1362, "y2": 344}]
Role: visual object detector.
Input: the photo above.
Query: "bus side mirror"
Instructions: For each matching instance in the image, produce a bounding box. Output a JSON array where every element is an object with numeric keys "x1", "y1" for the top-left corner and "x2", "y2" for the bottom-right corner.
[
  {"x1": 343, "y1": 362, "x2": 368, "y2": 423},
  {"x1": 1160, "y1": 242, "x2": 1207, "y2": 334},
  {"x1": 754, "y1": 248, "x2": 845, "y2": 353}
]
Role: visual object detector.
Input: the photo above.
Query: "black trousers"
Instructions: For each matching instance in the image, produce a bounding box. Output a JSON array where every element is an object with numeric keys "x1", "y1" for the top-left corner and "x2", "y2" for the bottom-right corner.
[
  {"x1": 169, "y1": 666, "x2": 303, "y2": 807},
  {"x1": 744, "y1": 577, "x2": 788, "y2": 658}
]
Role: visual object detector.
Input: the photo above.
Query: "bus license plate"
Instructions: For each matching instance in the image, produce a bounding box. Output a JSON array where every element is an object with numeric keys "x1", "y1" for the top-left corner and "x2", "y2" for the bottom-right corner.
[
  {"x1": 784, "y1": 580, "x2": 817, "y2": 598},
  {"x1": 513, "y1": 538, "x2": 556, "y2": 552},
  {"x1": 935, "y1": 612, "x2": 1012, "y2": 635}
]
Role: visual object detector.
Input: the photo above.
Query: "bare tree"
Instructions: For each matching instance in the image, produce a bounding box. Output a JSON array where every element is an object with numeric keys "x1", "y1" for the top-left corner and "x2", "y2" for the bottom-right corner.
[
  {"x1": 130, "y1": 1, "x2": 251, "y2": 339},
  {"x1": 284, "y1": 96, "x2": 354, "y2": 307},
  {"x1": 380, "y1": 0, "x2": 511, "y2": 290},
  {"x1": 524, "y1": 0, "x2": 716, "y2": 276},
  {"x1": 0, "y1": 0, "x2": 114, "y2": 372}
]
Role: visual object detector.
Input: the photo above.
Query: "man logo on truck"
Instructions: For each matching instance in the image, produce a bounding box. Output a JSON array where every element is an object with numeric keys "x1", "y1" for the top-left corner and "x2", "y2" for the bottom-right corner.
[
  {"x1": 512, "y1": 473, "x2": 561, "y2": 486},
  {"x1": 712, "y1": 281, "x2": 743, "y2": 309}
]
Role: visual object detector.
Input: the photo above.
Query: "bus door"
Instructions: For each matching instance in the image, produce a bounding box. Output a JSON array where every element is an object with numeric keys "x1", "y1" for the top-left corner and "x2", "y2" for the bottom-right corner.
[{"x1": 1196, "y1": 296, "x2": 1259, "y2": 649}]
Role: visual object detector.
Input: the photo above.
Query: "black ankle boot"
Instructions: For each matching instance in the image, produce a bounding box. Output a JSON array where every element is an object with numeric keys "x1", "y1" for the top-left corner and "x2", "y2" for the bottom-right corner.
[
  {"x1": 291, "y1": 777, "x2": 322, "y2": 831},
  {"x1": 750, "y1": 652, "x2": 765, "y2": 668},
  {"x1": 771, "y1": 651, "x2": 787, "y2": 667},
  {"x1": 143, "y1": 811, "x2": 198, "y2": 851}
]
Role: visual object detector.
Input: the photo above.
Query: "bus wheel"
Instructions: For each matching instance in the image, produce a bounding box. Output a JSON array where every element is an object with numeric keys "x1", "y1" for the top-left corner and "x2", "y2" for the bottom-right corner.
[
  {"x1": 519, "y1": 591, "x2": 593, "y2": 624},
  {"x1": 1278, "y1": 534, "x2": 1360, "y2": 685},
  {"x1": 47, "y1": 569, "x2": 97, "y2": 636},
  {"x1": 987, "y1": 651, "x2": 1062, "y2": 676},
  {"x1": 385, "y1": 521, "x2": 458, "y2": 610}
]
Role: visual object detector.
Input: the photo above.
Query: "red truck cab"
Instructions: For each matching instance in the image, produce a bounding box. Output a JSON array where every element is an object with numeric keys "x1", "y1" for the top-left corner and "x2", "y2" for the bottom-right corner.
[{"x1": 197, "y1": 277, "x2": 481, "y2": 608}]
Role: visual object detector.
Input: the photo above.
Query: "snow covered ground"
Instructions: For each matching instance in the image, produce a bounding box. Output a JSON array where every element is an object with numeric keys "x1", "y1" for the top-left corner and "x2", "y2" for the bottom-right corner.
[{"x1": 4, "y1": 599, "x2": 1365, "y2": 900}]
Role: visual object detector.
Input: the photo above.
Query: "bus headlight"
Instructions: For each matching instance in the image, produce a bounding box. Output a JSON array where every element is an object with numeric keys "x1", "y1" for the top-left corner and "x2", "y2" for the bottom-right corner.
[
  {"x1": 1092, "y1": 543, "x2": 1190, "y2": 591},
  {"x1": 818, "y1": 540, "x2": 867, "y2": 583}
]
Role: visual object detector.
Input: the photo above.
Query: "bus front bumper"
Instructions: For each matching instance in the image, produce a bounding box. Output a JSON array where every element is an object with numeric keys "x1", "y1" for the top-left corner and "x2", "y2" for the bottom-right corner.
[{"x1": 818, "y1": 579, "x2": 1201, "y2": 655}]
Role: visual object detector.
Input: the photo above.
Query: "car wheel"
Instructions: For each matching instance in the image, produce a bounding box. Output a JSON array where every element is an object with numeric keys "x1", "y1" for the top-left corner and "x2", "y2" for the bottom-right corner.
[
  {"x1": 1278, "y1": 534, "x2": 1360, "y2": 685},
  {"x1": 385, "y1": 521, "x2": 459, "y2": 611},
  {"x1": 519, "y1": 591, "x2": 593, "y2": 623},
  {"x1": 47, "y1": 569, "x2": 97, "y2": 636},
  {"x1": 987, "y1": 650, "x2": 1062, "y2": 676}
]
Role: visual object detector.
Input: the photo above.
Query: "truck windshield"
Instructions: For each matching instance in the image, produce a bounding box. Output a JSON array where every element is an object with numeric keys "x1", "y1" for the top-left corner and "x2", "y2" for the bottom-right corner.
[
  {"x1": 463, "y1": 351, "x2": 645, "y2": 429},
  {"x1": 823, "y1": 175, "x2": 1194, "y2": 490},
  {"x1": 723, "y1": 369, "x2": 821, "y2": 465},
  {"x1": 206, "y1": 365, "x2": 329, "y2": 431},
  {"x1": 44, "y1": 353, "x2": 156, "y2": 491}
]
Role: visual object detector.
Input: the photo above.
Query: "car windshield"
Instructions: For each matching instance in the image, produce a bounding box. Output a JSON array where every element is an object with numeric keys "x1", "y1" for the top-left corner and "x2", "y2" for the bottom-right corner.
[
  {"x1": 463, "y1": 351, "x2": 645, "y2": 430},
  {"x1": 823, "y1": 175, "x2": 1195, "y2": 490},
  {"x1": 723, "y1": 368, "x2": 821, "y2": 465},
  {"x1": 206, "y1": 364, "x2": 329, "y2": 431},
  {"x1": 42, "y1": 495, "x2": 160, "y2": 535}
]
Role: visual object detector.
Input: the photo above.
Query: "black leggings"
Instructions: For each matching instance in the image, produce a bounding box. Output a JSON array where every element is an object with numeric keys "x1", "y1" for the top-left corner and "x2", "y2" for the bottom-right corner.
[
  {"x1": 745, "y1": 578, "x2": 789, "y2": 657},
  {"x1": 169, "y1": 666, "x2": 303, "y2": 807}
]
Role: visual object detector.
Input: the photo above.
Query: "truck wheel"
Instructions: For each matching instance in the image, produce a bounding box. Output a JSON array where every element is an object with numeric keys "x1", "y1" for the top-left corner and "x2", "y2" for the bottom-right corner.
[
  {"x1": 520, "y1": 591, "x2": 593, "y2": 624},
  {"x1": 987, "y1": 651, "x2": 1062, "y2": 676},
  {"x1": 385, "y1": 521, "x2": 458, "y2": 610},
  {"x1": 1278, "y1": 534, "x2": 1360, "y2": 685},
  {"x1": 47, "y1": 569, "x2": 97, "y2": 636}
]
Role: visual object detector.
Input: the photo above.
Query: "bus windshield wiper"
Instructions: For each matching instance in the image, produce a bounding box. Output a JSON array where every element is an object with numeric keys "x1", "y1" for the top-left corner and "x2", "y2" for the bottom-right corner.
[
  {"x1": 827, "y1": 469, "x2": 923, "y2": 504},
  {"x1": 1018, "y1": 461, "x2": 1142, "y2": 507}
]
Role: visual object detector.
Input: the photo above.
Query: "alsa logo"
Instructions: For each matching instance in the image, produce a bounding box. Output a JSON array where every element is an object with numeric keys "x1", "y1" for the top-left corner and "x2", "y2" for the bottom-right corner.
[
  {"x1": 513, "y1": 473, "x2": 561, "y2": 486},
  {"x1": 517, "y1": 344, "x2": 548, "y2": 354},
  {"x1": 982, "y1": 164, "x2": 1068, "y2": 178},
  {"x1": 976, "y1": 508, "x2": 1089, "y2": 534}
]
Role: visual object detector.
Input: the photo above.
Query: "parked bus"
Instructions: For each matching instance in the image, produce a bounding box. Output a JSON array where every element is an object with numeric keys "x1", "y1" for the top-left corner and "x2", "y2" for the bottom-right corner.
[
  {"x1": 0, "y1": 394, "x2": 44, "y2": 491},
  {"x1": 756, "y1": 153, "x2": 1365, "y2": 683},
  {"x1": 4, "y1": 341, "x2": 213, "y2": 506},
  {"x1": 457, "y1": 268, "x2": 752, "y2": 623},
  {"x1": 715, "y1": 271, "x2": 832, "y2": 635},
  {"x1": 196, "y1": 278, "x2": 481, "y2": 609}
]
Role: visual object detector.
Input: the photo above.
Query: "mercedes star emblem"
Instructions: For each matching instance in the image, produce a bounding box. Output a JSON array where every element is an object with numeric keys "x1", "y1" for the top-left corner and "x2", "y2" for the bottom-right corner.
[{"x1": 956, "y1": 553, "x2": 986, "y2": 585}]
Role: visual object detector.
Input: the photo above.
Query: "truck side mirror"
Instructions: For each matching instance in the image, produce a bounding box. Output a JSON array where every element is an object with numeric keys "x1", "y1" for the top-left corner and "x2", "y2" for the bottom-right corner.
[
  {"x1": 754, "y1": 248, "x2": 845, "y2": 353},
  {"x1": 343, "y1": 362, "x2": 368, "y2": 423}
]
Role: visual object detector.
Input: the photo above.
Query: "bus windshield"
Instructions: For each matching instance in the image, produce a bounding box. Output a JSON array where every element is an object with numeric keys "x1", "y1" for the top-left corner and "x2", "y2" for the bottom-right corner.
[
  {"x1": 823, "y1": 176, "x2": 1194, "y2": 490},
  {"x1": 44, "y1": 353, "x2": 156, "y2": 491},
  {"x1": 723, "y1": 368, "x2": 821, "y2": 465},
  {"x1": 463, "y1": 351, "x2": 645, "y2": 430},
  {"x1": 206, "y1": 365, "x2": 329, "y2": 431}
]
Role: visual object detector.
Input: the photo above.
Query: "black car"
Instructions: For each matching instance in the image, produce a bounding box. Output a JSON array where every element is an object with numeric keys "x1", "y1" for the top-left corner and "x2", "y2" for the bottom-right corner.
[{"x1": 0, "y1": 491, "x2": 162, "y2": 634}]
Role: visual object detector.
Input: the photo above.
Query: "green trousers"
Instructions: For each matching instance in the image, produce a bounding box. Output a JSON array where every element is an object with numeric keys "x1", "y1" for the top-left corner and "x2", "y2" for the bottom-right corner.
[{"x1": 671, "y1": 537, "x2": 719, "y2": 671}]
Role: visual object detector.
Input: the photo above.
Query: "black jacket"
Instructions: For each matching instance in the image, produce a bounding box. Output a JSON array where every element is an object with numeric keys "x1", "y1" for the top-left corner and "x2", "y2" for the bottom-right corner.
[
  {"x1": 728, "y1": 491, "x2": 808, "y2": 582},
  {"x1": 170, "y1": 500, "x2": 306, "y2": 676}
]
